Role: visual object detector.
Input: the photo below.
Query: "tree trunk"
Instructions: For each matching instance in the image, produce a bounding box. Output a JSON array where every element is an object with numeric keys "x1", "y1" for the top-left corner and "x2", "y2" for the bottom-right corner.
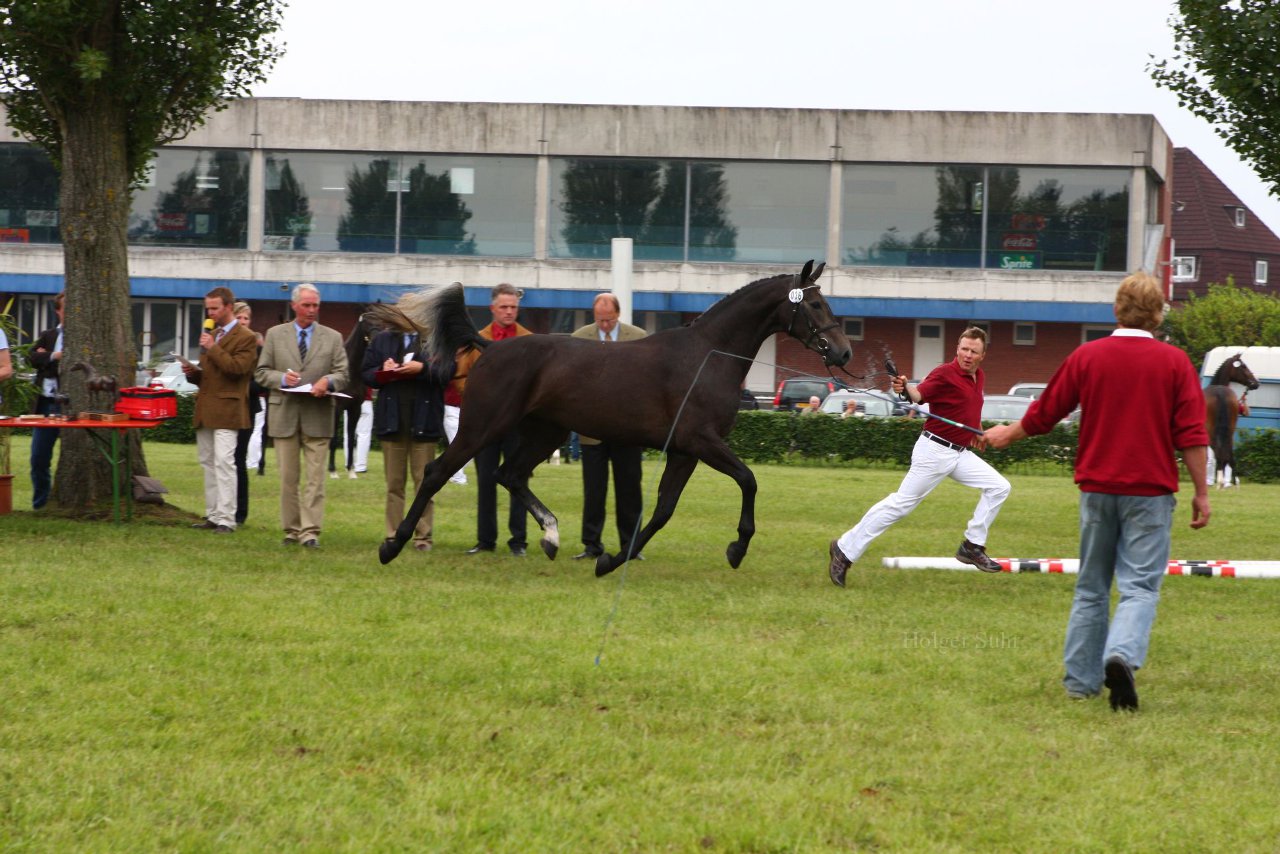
[{"x1": 51, "y1": 99, "x2": 150, "y2": 510}]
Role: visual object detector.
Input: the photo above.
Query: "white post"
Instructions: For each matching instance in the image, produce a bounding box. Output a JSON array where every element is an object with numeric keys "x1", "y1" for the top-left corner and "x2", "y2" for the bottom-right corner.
[{"x1": 611, "y1": 238, "x2": 634, "y2": 325}]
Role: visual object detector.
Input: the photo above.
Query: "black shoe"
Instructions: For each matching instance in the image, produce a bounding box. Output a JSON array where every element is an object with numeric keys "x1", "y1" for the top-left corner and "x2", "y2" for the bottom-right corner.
[
  {"x1": 466, "y1": 544, "x2": 495, "y2": 555},
  {"x1": 829, "y1": 540, "x2": 851, "y2": 588},
  {"x1": 283, "y1": 537, "x2": 298, "y2": 546},
  {"x1": 213, "y1": 525, "x2": 234, "y2": 534},
  {"x1": 302, "y1": 539, "x2": 320, "y2": 549},
  {"x1": 191, "y1": 520, "x2": 217, "y2": 530},
  {"x1": 1105, "y1": 656, "x2": 1138, "y2": 712},
  {"x1": 510, "y1": 545, "x2": 527, "y2": 557},
  {"x1": 956, "y1": 539, "x2": 1002, "y2": 573},
  {"x1": 573, "y1": 550, "x2": 602, "y2": 560}
]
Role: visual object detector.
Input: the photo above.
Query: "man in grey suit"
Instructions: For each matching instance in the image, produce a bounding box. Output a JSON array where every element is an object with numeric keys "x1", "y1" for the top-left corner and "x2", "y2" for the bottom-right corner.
[
  {"x1": 255, "y1": 283, "x2": 348, "y2": 548},
  {"x1": 571, "y1": 293, "x2": 647, "y2": 560}
]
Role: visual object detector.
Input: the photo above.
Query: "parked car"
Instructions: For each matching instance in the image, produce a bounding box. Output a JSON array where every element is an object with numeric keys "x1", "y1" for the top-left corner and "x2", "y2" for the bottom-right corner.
[
  {"x1": 773, "y1": 377, "x2": 849, "y2": 411},
  {"x1": 1008, "y1": 382, "x2": 1047, "y2": 399},
  {"x1": 819, "y1": 390, "x2": 897, "y2": 417},
  {"x1": 148, "y1": 360, "x2": 199, "y2": 395},
  {"x1": 981, "y1": 394, "x2": 1034, "y2": 423}
]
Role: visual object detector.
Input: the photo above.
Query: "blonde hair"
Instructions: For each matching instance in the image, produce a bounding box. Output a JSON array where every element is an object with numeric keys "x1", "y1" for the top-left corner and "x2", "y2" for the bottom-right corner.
[{"x1": 1114, "y1": 271, "x2": 1165, "y2": 331}]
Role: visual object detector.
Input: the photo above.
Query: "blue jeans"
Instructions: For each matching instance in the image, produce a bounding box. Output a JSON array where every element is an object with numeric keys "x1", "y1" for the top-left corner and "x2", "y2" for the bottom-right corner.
[
  {"x1": 1063, "y1": 492, "x2": 1175, "y2": 696},
  {"x1": 30, "y1": 395, "x2": 62, "y2": 509}
]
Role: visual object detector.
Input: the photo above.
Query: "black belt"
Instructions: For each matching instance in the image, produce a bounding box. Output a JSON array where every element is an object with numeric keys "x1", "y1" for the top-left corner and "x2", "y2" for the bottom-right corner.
[{"x1": 923, "y1": 431, "x2": 966, "y2": 452}]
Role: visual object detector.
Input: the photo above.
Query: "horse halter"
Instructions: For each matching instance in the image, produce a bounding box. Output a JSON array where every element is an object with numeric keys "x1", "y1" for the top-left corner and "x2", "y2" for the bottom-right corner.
[{"x1": 785, "y1": 282, "x2": 840, "y2": 355}]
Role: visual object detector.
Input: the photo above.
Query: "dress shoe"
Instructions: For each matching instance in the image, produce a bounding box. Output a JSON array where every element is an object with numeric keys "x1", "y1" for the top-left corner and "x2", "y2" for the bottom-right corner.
[
  {"x1": 1104, "y1": 656, "x2": 1138, "y2": 711},
  {"x1": 955, "y1": 539, "x2": 1002, "y2": 573},
  {"x1": 465, "y1": 544, "x2": 495, "y2": 555},
  {"x1": 510, "y1": 545, "x2": 527, "y2": 557},
  {"x1": 414, "y1": 541, "x2": 432, "y2": 552},
  {"x1": 573, "y1": 550, "x2": 603, "y2": 560},
  {"x1": 213, "y1": 525, "x2": 234, "y2": 534},
  {"x1": 829, "y1": 539, "x2": 852, "y2": 588},
  {"x1": 302, "y1": 539, "x2": 320, "y2": 549},
  {"x1": 283, "y1": 537, "x2": 299, "y2": 546},
  {"x1": 191, "y1": 519, "x2": 217, "y2": 530}
]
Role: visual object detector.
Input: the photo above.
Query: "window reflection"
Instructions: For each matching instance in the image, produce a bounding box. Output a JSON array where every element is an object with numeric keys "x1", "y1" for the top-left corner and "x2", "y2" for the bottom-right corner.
[
  {"x1": 843, "y1": 164, "x2": 984, "y2": 268},
  {"x1": 985, "y1": 167, "x2": 1128, "y2": 271},
  {"x1": 0, "y1": 144, "x2": 61, "y2": 245},
  {"x1": 129, "y1": 149, "x2": 249, "y2": 248}
]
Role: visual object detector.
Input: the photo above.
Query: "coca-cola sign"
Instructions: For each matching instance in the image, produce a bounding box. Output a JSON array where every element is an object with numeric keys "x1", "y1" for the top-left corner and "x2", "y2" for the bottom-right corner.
[{"x1": 1002, "y1": 233, "x2": 1038, "y2": 250}]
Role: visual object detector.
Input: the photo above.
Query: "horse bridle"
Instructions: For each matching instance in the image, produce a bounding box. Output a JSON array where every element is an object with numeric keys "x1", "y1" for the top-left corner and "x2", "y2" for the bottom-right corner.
[{"x1": 786, "y1": 282, "x2": 841, "y2": 356}]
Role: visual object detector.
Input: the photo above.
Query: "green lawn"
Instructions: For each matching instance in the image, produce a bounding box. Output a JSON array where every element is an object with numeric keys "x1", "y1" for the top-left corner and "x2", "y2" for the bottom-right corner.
[{"x1": 2, "y1": 439, "x2": 1278, "y2": 851}]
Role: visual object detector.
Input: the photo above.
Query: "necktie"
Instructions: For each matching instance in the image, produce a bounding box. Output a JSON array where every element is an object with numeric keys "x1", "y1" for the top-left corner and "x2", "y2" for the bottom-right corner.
[
  {"x1": 215, "y1": 326, "x2": 225, "y2": 343},
  {"x1": 298, "y1": 330, "x2": 308, "y2": 361}
]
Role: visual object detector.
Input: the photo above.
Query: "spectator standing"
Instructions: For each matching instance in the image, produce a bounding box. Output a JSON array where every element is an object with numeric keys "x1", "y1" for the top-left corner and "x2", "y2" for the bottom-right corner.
[
  {"x1": 29, "y1": 292, "x2": 64, "y2": 509},
  {"x1": 986, "y1": 272, "x2": 1210, "y2": 711},
  {"x1": 456, "y1": 283, "x2": 533, "y2": 556},
  {"x1": 233, "y1": 301, "x2": 265, "y2": 525},
  {"x1": 254, "y1": 283, "x2": 348, "y2": 549},
  {"x1": 185, "y1": 287, "x2": 258, "y2": 533},
  {"x1": 827, "y1": 327, "x2": 1010, "y2": 587},
  {"x1": 571, "y1": 293, "x2": 647, "y2": 561},
  {"x1": 362, "y1": 327, "x2": 446, "y2": 552}
]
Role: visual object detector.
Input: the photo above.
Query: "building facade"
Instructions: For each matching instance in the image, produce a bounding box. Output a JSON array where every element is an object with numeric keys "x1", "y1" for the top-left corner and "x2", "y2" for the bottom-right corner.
[{"x1": 0, "y1": 100, "x2": 1173, "y2": 393}]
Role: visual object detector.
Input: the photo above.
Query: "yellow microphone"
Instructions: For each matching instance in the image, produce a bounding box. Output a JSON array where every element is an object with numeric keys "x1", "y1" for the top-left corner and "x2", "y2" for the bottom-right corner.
[{"x1": 201, "y1": 318, "x2": 215, "y2": 352}]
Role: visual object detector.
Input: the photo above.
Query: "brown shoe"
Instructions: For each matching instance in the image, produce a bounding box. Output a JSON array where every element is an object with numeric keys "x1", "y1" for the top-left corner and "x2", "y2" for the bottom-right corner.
[
  {"x1": 956, "y1": 540, "x2": 1002, "y2": 572},
  {"x1": 829, "y1": 540, "x2": 852, "y2": 588},
  {"x1": 190, "y1": 519, "x2": 217, "y2": 530}
]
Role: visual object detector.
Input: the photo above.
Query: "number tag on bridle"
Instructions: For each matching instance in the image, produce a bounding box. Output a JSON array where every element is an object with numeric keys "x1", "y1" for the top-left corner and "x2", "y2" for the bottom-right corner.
[{"x1": 788, "y1": 288, "x2": 804, "y2": 304}]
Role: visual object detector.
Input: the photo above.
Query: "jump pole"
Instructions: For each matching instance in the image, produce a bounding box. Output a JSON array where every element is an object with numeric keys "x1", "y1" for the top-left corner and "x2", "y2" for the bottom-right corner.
[{"x1": 882, "y1": 557, "x2": 1280, "y2": 579}]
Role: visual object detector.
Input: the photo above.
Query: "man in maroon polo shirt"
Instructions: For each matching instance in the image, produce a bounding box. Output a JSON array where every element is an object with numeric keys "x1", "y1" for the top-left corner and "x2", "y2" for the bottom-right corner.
[{"x1": 827, "y1": 326, "x2": 1010, "y2": 586}]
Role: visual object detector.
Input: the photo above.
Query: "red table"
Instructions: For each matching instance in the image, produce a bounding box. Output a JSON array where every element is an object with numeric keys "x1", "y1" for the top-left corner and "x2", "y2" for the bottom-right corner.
[{"x1": 2, "y1": 417, "x2": 162, "y2": 522}]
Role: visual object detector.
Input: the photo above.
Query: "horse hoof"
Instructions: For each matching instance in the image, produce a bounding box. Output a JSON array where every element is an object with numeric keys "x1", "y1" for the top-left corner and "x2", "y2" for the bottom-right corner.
[
  {"x1": 726, "y1": 542, "x2": 746, "y2": 569},
  {"x1": 595, "y1": 554, "x2": 617, "y2": 577},
  {"x1": 379, "y1": 539, "x2": 404, "y2": 565},
  {"x1": 541, "y1": 538, "x2": 558, "y2": 560}
]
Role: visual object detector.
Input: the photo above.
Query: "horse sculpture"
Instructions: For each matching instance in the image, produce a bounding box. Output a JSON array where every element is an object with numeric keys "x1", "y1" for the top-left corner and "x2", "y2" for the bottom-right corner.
[
  {"x1": 371, "y1": 260, "x2": 852, "y2": 574},
  {"x1": 328, "y1": 313, "x2": 376, "y2": 479},
  {"x1": 1204, "y1": 353, "x2": 1259, "y2": 488}
]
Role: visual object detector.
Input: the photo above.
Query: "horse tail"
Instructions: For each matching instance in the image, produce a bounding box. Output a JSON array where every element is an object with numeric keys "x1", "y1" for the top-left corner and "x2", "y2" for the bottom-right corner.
[{"x1": 1208, "y1": 386, "x2": 1235, "y2": 462}]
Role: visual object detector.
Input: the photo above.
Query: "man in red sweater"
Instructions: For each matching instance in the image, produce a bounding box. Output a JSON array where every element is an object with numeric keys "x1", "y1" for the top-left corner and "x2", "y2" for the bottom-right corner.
[
  {"x1": 986, "y1": 272, "x2": 1210, "y2": 711},
  {"x1": 828, "y1": 326, "x2": 1010, "y2": 587}
]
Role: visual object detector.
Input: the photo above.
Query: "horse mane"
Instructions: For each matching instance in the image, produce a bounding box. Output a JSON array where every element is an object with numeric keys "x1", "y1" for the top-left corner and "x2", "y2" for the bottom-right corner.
[
  {"x1": 691, "y1": 272, "x2": 795, "y2": 325},
  {"x1": 1209, "y1": 354, "x2": 1241, "y2": 386},
  {"x1": 363, "y1": 283, "x2": 487, "y2": 383}
]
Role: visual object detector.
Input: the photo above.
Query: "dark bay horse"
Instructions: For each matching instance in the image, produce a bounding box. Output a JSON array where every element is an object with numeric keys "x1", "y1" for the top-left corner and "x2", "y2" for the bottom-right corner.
[
  {"x1": 1204, "y1": 353, "x2": 1259, "y2": 488},
  {"x1": 375, "y1": 261, "x2": 852, "y2": 574},
  {"x1": 328, "y1": 313, "x2": 376, "y2": 478}
]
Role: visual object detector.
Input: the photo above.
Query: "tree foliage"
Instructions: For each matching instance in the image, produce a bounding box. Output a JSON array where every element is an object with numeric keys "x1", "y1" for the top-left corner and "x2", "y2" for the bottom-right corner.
[
  {"x1": 1163, "y1": 278, "x2": 1280, "y2": 362},
  {"x1": 0, "y1": 0, "x2": 286, "y2": 185},
  {"x1": 1150, "y1": 0, "x2": 1280, "y2": 196}
]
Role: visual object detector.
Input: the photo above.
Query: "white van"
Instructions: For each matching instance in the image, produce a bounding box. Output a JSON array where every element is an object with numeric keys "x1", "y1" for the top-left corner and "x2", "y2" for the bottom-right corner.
[{"x1": 1201, "y1": 347, "x2": 1280, "y2": 432}]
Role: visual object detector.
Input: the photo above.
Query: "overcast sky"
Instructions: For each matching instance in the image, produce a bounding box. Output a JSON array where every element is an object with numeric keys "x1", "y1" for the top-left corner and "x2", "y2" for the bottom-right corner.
[{"x1": 254, "y1": 0, "x2": 1280, "y2": 236}]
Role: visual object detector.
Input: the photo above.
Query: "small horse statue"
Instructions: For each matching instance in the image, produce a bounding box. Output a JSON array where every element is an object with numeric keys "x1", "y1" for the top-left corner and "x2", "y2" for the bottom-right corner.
[
  {"x1": 328, "y1": 313, "x2": 377, "y2": 479},
  {"x1": 371, "y1": 260, "x2": 853, "y2": 574},
  {"x1": 71, "y1": 361, "x2": 119, "y2": 396},
  {"x1": 1204, "y1": 353, "x2": 1259, "y2": 488}
]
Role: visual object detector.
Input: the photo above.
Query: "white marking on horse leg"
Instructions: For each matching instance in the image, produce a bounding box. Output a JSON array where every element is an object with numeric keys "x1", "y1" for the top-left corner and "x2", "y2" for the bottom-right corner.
[{"x1": 545, "y1": 522, "x2": 559, "y2": 550}]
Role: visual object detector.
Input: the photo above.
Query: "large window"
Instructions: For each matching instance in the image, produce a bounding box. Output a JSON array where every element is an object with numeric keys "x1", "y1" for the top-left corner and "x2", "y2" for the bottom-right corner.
[
  {"x1": 548, "y1": 157, "x2": 827, "y2": 264},
  {"x1": 129, "y1": 148, "x2": 250, "y2": 248},
  {"x1": 0, "y1": 144, "x2": 61, "y2": 245},
  {"x1": 842, "y1": 164, "x2": 1129, "y2": 271},
  {"x1": 264, "y1": 152, "x2": 535, "y2": 255}
]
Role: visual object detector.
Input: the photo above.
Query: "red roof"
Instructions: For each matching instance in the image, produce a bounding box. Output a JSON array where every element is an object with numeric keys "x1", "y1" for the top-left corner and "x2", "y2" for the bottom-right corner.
[{"x1": 1173, "y1": 147, "x2": 1280, "y2": 255}]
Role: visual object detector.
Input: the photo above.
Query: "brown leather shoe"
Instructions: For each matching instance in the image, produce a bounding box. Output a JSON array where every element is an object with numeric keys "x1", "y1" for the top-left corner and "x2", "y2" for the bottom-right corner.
[
  {"x1": 956, "y1": 539, "x2": 1002, "y2": 572},
  {"x1": 829, "y1": 540, "x2": 852, "y2": 588}
]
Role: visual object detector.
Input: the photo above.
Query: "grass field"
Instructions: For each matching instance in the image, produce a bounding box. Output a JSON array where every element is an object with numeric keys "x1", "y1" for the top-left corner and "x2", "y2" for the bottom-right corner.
[{"x1": 2, "y1": 438, "x2": 1279, "y2": 851}]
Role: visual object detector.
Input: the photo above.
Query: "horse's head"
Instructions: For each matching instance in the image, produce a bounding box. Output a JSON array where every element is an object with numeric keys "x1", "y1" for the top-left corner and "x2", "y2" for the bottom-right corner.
[
  {"x1": 1228, "y1": 354, "x2": 1261, "y2": 390},
  {"x1": 784, "y1": 260, "x2": 852, "y2": 367}
]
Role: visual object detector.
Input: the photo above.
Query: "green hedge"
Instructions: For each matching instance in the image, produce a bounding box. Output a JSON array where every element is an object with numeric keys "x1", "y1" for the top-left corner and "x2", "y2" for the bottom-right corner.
[
  {"x1": 729, "y1": 410, "x2": 1077, "y2": 472},
  {"x1": 1237, "y1": 429, "x2": 1280, "y2": 483},
  {"x1": 146, "y1": 394, "x2": 197, "y2": 444}
]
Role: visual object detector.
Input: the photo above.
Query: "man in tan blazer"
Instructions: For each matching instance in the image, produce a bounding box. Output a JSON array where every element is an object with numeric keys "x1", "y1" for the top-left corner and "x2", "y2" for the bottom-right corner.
[
  {"x1": 571, "y1": 293, "x2": 647, "y2": 560},
  {"x1": 184, "y1": 286, "x2": 259, "y2": 533},
  {"x1": 254, "y1": 283, "x2": 349, "y2": 548}
]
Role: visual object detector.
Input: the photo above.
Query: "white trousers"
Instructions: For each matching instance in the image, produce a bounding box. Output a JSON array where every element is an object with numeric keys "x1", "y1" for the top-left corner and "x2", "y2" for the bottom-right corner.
[
  {"x1": 197, "y1": 427, "x2": 239, "y2": 528},
  {"x1": 340, "y1": 400, "x2": 374, "y2": 472},
  {"x1": 246, "y1": 408, "x2": 266, "y2": 468},
  {"x1": 444, "y1": 403, "x2": 468, "y2": 484},
  {"x1": 838, "y1": 434, "x2": 1011, "y2": 562}
]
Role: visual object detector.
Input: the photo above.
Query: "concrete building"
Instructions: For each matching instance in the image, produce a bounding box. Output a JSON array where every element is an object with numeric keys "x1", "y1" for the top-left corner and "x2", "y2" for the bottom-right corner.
[{"x1": 0, "y1": 100, "x2": 1173, "y2": 393}]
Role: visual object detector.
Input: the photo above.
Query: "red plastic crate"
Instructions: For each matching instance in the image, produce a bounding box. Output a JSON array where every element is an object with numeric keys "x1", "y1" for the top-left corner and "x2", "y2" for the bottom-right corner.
[{"x1": 114, "y1": 386, "x2": 177, "y2": 421}]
